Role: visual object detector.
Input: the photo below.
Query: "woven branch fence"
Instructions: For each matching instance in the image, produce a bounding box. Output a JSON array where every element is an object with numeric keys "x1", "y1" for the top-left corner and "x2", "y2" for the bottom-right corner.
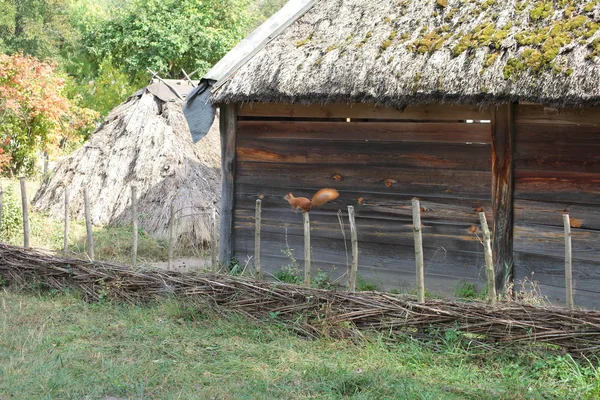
[{"x1": 1, "y1": 243, "x2": 600, "y2": 357}]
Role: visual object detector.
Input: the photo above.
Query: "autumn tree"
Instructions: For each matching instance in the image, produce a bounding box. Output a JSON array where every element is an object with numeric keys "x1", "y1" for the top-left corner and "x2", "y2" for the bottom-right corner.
[{"x1": 0, "y1": 53, "x2": 97, "y2": 175}]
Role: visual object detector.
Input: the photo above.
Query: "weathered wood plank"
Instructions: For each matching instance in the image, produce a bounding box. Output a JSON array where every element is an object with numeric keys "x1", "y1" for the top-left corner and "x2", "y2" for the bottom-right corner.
[
  {"x1": 239, "y1": 102, "x2": 491, "y2": 121},
  {"x1": 219, "y1": 104, "x2": 237, "y2": 266},
  {"x1": 515, "y1": 104, "x2": 600, "y2": 126},
  {"x1": 491, "y1": 104, "x2": 515, "y2": 290},
  {"x1": 514, "y1": 223, "x2": 600, "y2": 263},
  {"x1": 514, "y1": 171, "x2": 600, "y2": 204},
  {"x1": 514, "y1": 200, "x2": 600, "y2": 230},
  {"x1": 237, "y1": 121, "x2": 492, "y2": 144},
  {"x1": 236, "y1": 163, "x2": 492, "y2": 197},
  {"x1": 237, "y1": 139, "x2": 491, "y2": 170}
]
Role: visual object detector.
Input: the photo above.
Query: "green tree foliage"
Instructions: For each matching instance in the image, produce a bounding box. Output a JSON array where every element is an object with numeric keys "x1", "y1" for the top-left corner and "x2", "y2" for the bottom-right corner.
[
  {"x1": 81, "y1": 0, "x2": 252, "y2": 80},
  {"x1": 0, "y1": 53, "x2": 97, "y2": 175},
  {"x1": 247, "y1": 0, "x2": 288, "y2": 29}
]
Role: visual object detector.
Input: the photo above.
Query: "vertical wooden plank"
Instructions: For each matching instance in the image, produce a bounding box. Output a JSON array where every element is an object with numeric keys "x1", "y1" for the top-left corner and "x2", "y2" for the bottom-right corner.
[
  {"x1": 303, "y1": 212, "x2": 311, "y2": 286},
  {"x1": 491, "y1": 103, "x2": 515, "y2": 292},
  {"x1": 211, "y1": 207, "x2": 218, "y2": 272},
  {"x1": 412, "y1": 198, "x2": 425, "y2": 303},
  {"x1": 168, "y1": 202, "x2": 175, "y2": 270},
  {"x1": 563, "y1": 214, "x2": 574, "y2": 310},
  {"x1": 479, "y1": 212, "x2": 497, "y2": 305},
  {"x1": 19, "y1": 178, "x2": 29, "y2": 248},
  {"x1": 347, "y1": 206, "x2": 359, "y2": 292},
  {"x1": 64, "y1": 186, "x2": 69, "y2": 258},
  {"x1": 83, "y1": 187, "x2": 94, "y2": 260},
  {"x1": 219, "y1": 104, "x2": 237, "y2": 267},
  {"x1": 254, "y1": 199, "x2": 262, "y2": 279},
  {"x1": 131, "y1": 186, "x2": 138, "y2": 267}
]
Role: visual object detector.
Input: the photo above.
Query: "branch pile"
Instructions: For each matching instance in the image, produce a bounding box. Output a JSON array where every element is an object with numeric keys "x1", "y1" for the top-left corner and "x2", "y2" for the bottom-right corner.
[{"x1": 1, "y1": 244, "x2": 599, "y2": 357}]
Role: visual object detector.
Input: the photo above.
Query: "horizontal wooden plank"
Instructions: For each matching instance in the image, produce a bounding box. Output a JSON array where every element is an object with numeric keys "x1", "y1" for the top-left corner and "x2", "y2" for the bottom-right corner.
[
  {"x1": 237, "y1": 120, "x2": 492, "y2": 144},
  {"x1": 514, "y1": 200, "x2": 600, "y2": 231},
  {"x1": 238, "y1": 103, "x2": 492, "y2": 121},
  {"x1": 515, "y1": 123, "x2": 600, "y2": 143},
  {"x1": 237, "y1": 139, "x2": 491, "y2": 170},
  {"x1": 235, "y1": 191, "x2": 491, "y2": 226},
  {"x1": 236, "y1": 163, "x2": 492, "y2": 198},
  {"x1": 514, "y1": 171, "x2": 600, "y2": 204},
  {"x1": 514, "y1": 223, "x2": 600, "y2": 263},
  {"x1": 515, "y1": 104, "x2": 600, "y2": 126}
]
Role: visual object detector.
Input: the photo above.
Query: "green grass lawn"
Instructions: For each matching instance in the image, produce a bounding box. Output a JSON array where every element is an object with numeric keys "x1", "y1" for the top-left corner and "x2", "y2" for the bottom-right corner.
[{"x1": 1, "y1": 290, "x2": 599, "y2": 399}]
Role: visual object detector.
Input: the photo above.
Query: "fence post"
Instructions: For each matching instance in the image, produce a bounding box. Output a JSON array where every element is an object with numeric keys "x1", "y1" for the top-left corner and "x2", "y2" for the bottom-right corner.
[
  {"x1": 412, "y1": 198, "x2": 425, "y2": 303},
  {"x1": 131, "y1": 186, "x2": 138, "y2": 267},
  {"x1": 211, "y1": 207, "x2": 218, "y2": 272},
  {"x1": 19, "y1": 178, "x2": 30, "y2": 248},
  {"x1": 563, "y1": 214, "x2": 574, "y2": 310},
  {"x1": 83, "y1": 187, "x2": 94, "y2": 260},
  {"x1": 0, "y1": 186, "x2": 3, "y2": 239},
  {"x1": 168, "y1": 202, "x2": 175, "y2": 270},
  {"x1": 479, "y1": 212, "x2": 497, "y2": 305},
  {"x1": 303, "y1": 212, "x2": 311, "y2": 286},
  {"x1": 64, "y1": 186, "x2": 69, "y2": 257},
  {"x1": 254, "y1": 199, "x2": 262, "y2": 279},
  {"x1": 348, "y1": 206, "x2": 359, "y2": 292}
]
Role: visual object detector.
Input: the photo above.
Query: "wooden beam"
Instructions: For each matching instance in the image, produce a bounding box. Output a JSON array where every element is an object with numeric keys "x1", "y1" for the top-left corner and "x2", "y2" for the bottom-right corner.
[
  {"x1": 219, "y1": 104, "x2": 238, "y2": 267},
  {"x1": 491, "y1": 104, "x2": 515, "y2": 292}
]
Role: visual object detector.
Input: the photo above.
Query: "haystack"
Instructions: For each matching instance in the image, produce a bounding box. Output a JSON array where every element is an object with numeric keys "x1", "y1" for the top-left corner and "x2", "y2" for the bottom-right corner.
[{"x1": 33, "y1": 79, "x2": 221, "y2": 247}]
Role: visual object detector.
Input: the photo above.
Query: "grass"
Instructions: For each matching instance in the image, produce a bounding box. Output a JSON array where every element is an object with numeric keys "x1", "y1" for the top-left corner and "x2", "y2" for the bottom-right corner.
[{"x1": 1, "y1": 289, "x2": 599, "y2": 399}]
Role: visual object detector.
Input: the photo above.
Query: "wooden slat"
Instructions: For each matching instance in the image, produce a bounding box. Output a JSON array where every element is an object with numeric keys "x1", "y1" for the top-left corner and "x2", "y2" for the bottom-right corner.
[
  {"x1": 219, "y1": 104, "x2": 237, "y2": 266},
  {"x1": 514, "y1": 200, "x2": 600, "y2": 231},
  {"x1": 239, "y1": 102, "x2": 491, "y2": 121},
  {"x1": 236, "y1": 163, "x2": 492, "y2": 197},
  {"x1": 514, "y1": 171, "x2": 600, "y2": 204},
  {"x1": 491, "y1": 104, "x2": 515, "y2": 290},
  {"x1": 515, "y1": 104, "x2": 600, "y2": 126},
  {"x1": 237, "y1": 120, "x2": 492, "y2": 144},
  {"x1": 237, "y1": 138, "x2": 491, "y2": 170}
]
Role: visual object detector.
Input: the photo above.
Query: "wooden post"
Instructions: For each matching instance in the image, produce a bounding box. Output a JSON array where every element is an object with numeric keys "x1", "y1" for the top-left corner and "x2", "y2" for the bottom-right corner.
[
  {"x1": 131, "y1": 186, "x2": 138, "y2": 267},
  {"x1": 83, "y1": 187, "x2": 94, "y2": 260},
  {"x1": 347, "y1": 206, "x2": 359, "y2": 292},
  {"x1": 218, "y1": 104, "x2": 237, "y2": 267},
  {"x1": 491, "y1": 104, "x2": 515, "y2": 292},
  {"x1": 303, "y1": 212, "x2": 311, "y2": 286},
  {"x1": 168, "y1": 202, "x2": 175, "y2": 270},
  {"x1": 211, "y1": 207, "x2": 218, "y2": 272},
  {"x1": 254, "y1": 199, "x2": 262, "y2": 279},
  {"x1": 563, "y1": 214, "x2": 574, "y2": 310},
  {"x1": 64, "y1": 186, "x2": 69, "y2": 257},
  {"x1": 412, "y1": 198, "x2": 425, "y2": 303},
  {"x1": 0, "y1": 186, "x2": 3, "y2": 239},
  {"x1": 19, "y1": 178, "x2": 29, "y2": 248},
  {"x1": 479, "y1": 212, "x2": 497, "y2": 305}
]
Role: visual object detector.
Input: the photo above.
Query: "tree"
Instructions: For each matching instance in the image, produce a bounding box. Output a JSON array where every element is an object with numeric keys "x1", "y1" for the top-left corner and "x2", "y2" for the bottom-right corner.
[
  {"x1": 0, "y1": 53, "x2": 97, "y2": 175},
  {"x1": 81, "y1": 0, "x2": 252, "y2": 80}
]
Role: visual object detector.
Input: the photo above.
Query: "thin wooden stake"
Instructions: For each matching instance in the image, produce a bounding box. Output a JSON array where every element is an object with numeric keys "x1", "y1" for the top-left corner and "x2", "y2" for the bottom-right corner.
[
  {"x1": 83, "y1": 187, "x2": 94, "y2": 260},
  {"x1": 479, "y1": 212, "x2": 497, "y2": 305},
  {"x1": 211, "y1": 207, "x2": 218, "y2": 272},
  {"x1": 168, "y1": 202, "x2": 175, "y2": 270},
  {"x1": 303, "y1": 212, "x2": 311, "y2": 286},
  {"x1": 0, "y1": 186, "x2": 3, "y2": 239},
  {"x1": 348, "y1": 206, "x2": 359, "y2": 292},
  {"x1": 563, "y1": 213, "x2": 574, "y2": 310},
  {"x1": 254, "y1": 199, "x2": 262, "y2": 279},
  {"x1": 19, "y1": 178, "x2": 29, "y2": 248},
  {"x1": 412, "y1": 198, "x2": 425, "y2": 303},
  {"x1": 64, "y1": 186, "x2": 69, "y2": 257},
  {"x1": 131, "y1": 186, "x2": 138, "y2": 267}
]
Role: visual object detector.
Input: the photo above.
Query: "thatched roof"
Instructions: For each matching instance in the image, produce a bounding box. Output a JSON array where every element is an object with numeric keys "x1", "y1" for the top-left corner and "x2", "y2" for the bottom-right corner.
[
  {"x1": 33, "y1": 80, "x2": 221, "y2": 246},
  {"x1": 213, "y1": 0, "x2": 600, "y2": 108}
]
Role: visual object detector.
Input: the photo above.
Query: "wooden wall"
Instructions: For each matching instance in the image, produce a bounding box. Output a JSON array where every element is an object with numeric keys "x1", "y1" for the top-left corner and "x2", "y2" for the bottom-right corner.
[
  {"x1": 232, "y1": 103, "x2": 493, "y2": 296},
  {"x1": 513, "y1": 105, "x2": 600, "y2": 308}
]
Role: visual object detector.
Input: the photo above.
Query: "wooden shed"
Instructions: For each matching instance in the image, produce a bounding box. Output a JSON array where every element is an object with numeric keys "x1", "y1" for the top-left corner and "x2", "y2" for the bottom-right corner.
[{"x1": 185, "y1": 0, "x2": 600, "y2": 308}]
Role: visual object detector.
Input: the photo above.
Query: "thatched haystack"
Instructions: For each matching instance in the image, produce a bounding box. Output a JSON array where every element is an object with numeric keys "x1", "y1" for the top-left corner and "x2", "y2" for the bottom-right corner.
[{"x1": 33, "y1": 79, "x2": 221, "y2": 246}]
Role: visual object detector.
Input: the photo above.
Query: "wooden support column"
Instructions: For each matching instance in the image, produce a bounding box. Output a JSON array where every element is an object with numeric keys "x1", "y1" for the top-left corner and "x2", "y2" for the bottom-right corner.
[
  {"x1": 491, "y1": 103, "x2": 515, "y2": 292},
  {"x1": 219, "y1": 104, "x2": 237, "y2": 267}
]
